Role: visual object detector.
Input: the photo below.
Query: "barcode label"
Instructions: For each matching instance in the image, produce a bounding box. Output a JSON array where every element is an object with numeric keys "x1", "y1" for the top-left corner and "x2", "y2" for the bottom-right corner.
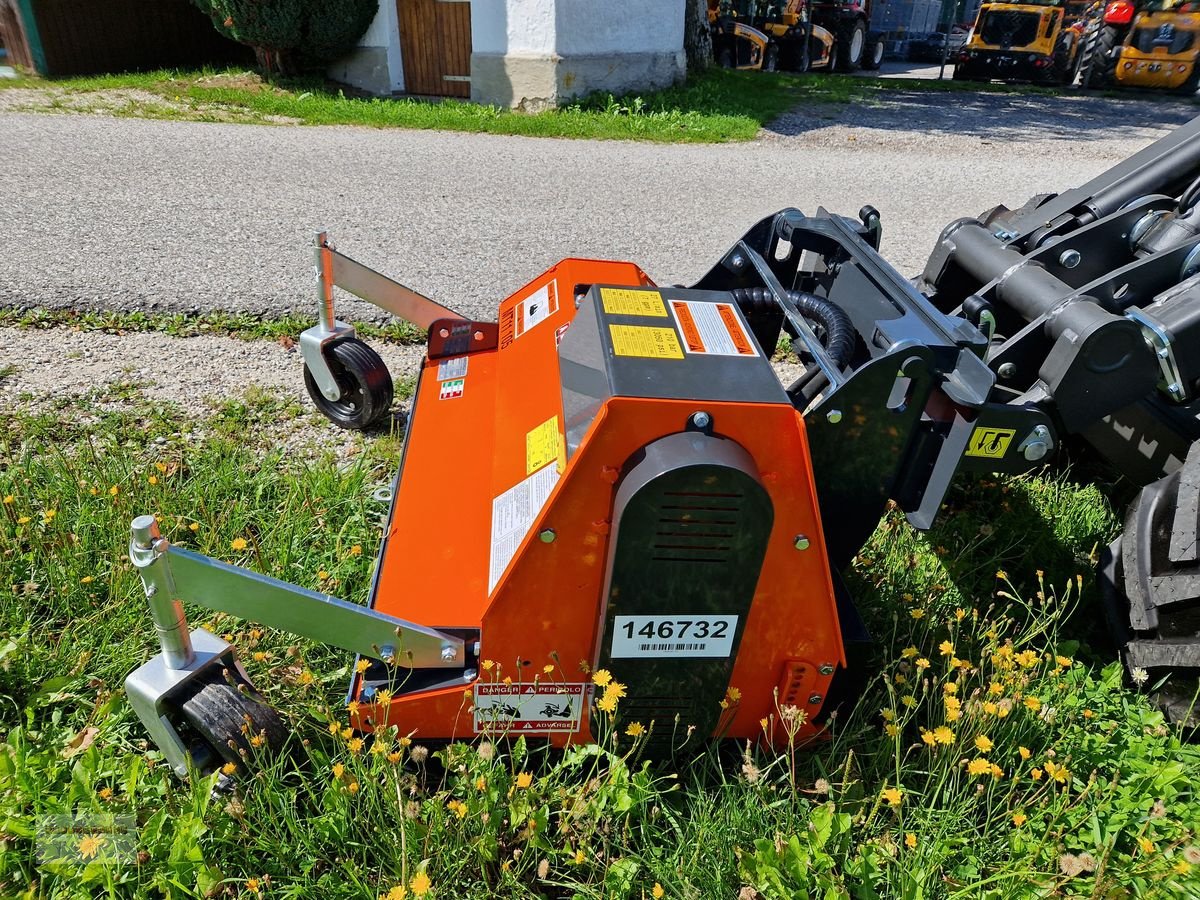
[
  {"x1": 639, "y1": 642, "x2": 707, "y2": 652},
  {"x1": 611, "y1": 615, "x2": 738, "y2": 658}
]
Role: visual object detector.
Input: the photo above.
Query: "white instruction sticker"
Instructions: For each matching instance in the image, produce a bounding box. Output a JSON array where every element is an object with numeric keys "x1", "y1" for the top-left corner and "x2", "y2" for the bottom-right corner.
[
  {"x1": 610, "y1": 615, "x2": 739, "y2": 658},
  {"x1": 515, "y1": 282, "x2": 558, "y2": 338},
  {"x1": 488, "y1": 463, "x2": 560, "y2": 592},
  {"x1": 437, "y1": 356, "x2": 468, "y2": 381},
  {"x1": 669, "y1": 300, "x2": 758, "y2": 357},
  {"x1": 473, "y1": 682, "x2": 586, "y2": 733}
]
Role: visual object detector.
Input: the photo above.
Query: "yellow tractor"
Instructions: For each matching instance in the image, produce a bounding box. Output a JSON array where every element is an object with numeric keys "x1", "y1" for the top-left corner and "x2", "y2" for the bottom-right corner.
[
  {"x1": 708, "y1": 0, "x2": 883, "y2": 72},
  {"x1": 954, "y1": 0, "x2": 1094, "y2": 84},
  {"x1": 710, "y1": 0, "x2": 779, "y2": 69},
  {"x1": 1084, "y1": 0, "x2": 1200, "y2": 94}
]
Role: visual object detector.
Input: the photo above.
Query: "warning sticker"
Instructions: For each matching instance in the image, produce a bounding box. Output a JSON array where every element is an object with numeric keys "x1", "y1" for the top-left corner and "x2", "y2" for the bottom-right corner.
[
  {"x1": 964, "y1": 426, "x2": 1016, "y2": 459},
  {"x1": 439, "y1": 378, "x2": 465, "y2": 400},
  {"x1": 525, "y1": 416, "x2": 566, "y2": 475},
  {"x1": 609, "y1": 324, "x2": 684, "y2": 360},
  {"x1": 437, "y1": 356, "x2": 468, "y2": 381},
  {"x1": 670, "y1": 300, "x2": 758, "y2": 357},
  {"x1": 610, "y1": 614, "x2": 739, "y2": 658},
  {"x1": 601, "y1": 287, "x2": 668, "y2": 318},
  {"x1": 489, "y1": 463, "x2": 560, "y2": 592},
  {"x1": 474, "y1": 682, "x2": 586, "y2": 733},
  {"x1": 515, "y1": 282, "x2": 558, "y2": 339}
]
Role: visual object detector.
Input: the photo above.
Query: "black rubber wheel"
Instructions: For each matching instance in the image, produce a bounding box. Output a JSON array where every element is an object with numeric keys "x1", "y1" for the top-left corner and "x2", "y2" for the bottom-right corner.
[
  {"x1": 1083, "y1": 24, "x2": 1121, "y2": 88},
  {"x1": 1099, "y1": 445, "x2": 1200, "y2": 729},
  {"x1": 303, "y1": 337, "x2": 394, "y2": 431},
  {"x1": 863, "y1": 36, "x2": 884, "y2": 70},
  {"x1": 834, "y1": 18, "x2": 867, "y2": 72},
  {"x1": 717, "y1": 47, "x2": 735, "y2": 69},
  {"x1": 763, "y1": 44, "x2": 780, "y2": 72},
  {"x1": 179, "y1": 668, "x2": 291, "y2": 769},
  {"x1": 1174, "y1": 64, "x2": 1200, "y2": 96}
]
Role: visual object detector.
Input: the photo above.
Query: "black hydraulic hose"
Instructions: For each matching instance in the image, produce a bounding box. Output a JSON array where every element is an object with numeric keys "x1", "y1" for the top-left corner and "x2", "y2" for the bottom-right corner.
[{"x1": 728, "y1": 286, "x2": 856, "y2": 369}]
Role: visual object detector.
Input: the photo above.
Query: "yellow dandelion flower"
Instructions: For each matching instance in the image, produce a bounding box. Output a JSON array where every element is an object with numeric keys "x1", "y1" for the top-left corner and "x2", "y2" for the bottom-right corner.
[
  {"x1": 16, "y1": 515, "x2": 29, "y2": 524},
  {"x1": 901, "y1": 646, "x2": 919, "y2": 659},
  {"x1": 885, "y1": 723, "x2": 899, "y2": 737},
  {"x1": 967, "y1": 758, "x2": 991, "y2": 776},
  {"x1": 298, "y1": 671, "x2": 314, "y2": 686},
  {"x1": 1, "y1": 495, "x2": 12, "y2": 504},
  {"x1": 1138, "y1": 837, "x2": 1155, "y2": 855},
  {"x1": 355, "y1": 660, "x2": 370, "y2": 674},
  {"x1": 989, "y1": 682, "x2": 1004, "y2": 696},
  {"x1": 502, "y1": 676, "x2": 512, "y2": 685},
  {"x1": 626, "y1": 722, "x2": 646, "y2": 737},
  {"x1": 98, "y1": 787, "x2": 113, "y2": 800},
  {"x1": 989, "y1": 763, "x2": 1004, "y2": 778},
  {"x1": 652, "y1": 885, "x2": 665, "y2": 899},
  {"x1": 1018, "y1": 746, "x2": 1031, "y2": 760},
  {"x1": 542, "y1": 664, "x2": 554, "y2": 674},
  {"x1": 42, "y1": 509, "x2": 56, "y2": 522},
  {"x1": 1055, "y1": 655, "x2": 1072, "y2": 668},
  {"x1": 910, "y1": 608, "x2": 925, "y2": 619},
  {"x1": 475, "y1": 776, "x2": 487, "y2": 791},
  {"x1": 881, "y1": 708, "x2": 896, "y2": 722},
  {"x1": 447, "y1": 799, "x2": 468, "y2": 819},
  {"x1": 920, "y1": 729, "x2": 936, "y2": 746},
  {"x1": 727, "y1": 686, "x2": 742, "y2": 701},
  {"x1": 347, "y1": 781, "x2": 359, "y2": 795},
  {"x1": 340, "y1": 727, "x2": 353, "y2": 740},
  {"x1": 77, "y1": 833, "x2": 105, "y2": 859},
  {"x1": 573, "y1": 847, "x2": 586, "y2": 865},
  {"x1": 915, "y1": 658, "x2": 930, "y2": 670},
  {"x1": 954, "y1": 608, "x2": 967, "y2": 621},
  {"x1": 332, "y1": 763, "x2": 344, "y2": 778},
  {"x1": 252, "y1": 651, "x2": 267, "y2": 662},
  {"x1": 347, "y1": 700, "x2": 360, "y2": 715},
  {"x1": 482, "y1": 659, "x2": 495, "y2": 670},
  {"x1": 592, "y1": 669, "x2": 612, "y2": 687},
  {"x1": 230, "y1": 537, "x2": 247, "y2": 551},
  {"x1": 1174, "y1": 860, "x2": 1192, "y2": 876},
  {"x1": 901, "y1": 694, "x2": 917, "y2": 708},
  {"x1": 894, "y1": 674, "x2": 908, "y2": 685},
  {"x1": 349, "y1": 544, "x2": 363, "y2": 556},
  {"x1": 882, "y1": 787, "x2": 903, "y2": 807},
  {"x1": 221, "y1": 762, "x2": 237, "y2": 776},
  {"x1": 189, "y1": 522, "x2": 200, "y2": 532},
  {"x1": 515, "y1": 771, "x2": 533, "y2": 789},
  {"x1": 905, "y1": 833, "x2": 917, "y2": 849},
  {"x1": 250, "y1": 734, "x2": 264, "y2": 748},
  {"x1": 596, "y1": 693, "x2": 618, "y2": 714},
  {"x1": 1024, "y1": 696, "x2": 1042, "y2": 712},
  {"x1": 996, "y1": 569, "x2": 1008, "y2": 580},
  {"x1": 80, "y1": 575, "x2": 95, "y2": 584},
  {"x1": 605, "y1": 681, "x2": 628, "y2": 701},
  {"x1": 347, "y1": 737, "x2": 364, "y2": 755},
  {"x1": 410, "y1": 870, "x2": 431, "y2": 896},
  {"x1": 1082, "y1": 708, "x2": 1094, "y2": 719},
  {"x1": 382, "y1": 887, "x2": 408, "y2": 900},
  {"x1": 933, "y1": 725, "x2": 954, "y2": 745},
  {"x1": 939, "y1": 640, "x2": 954, "y2": 657},
  {"x1": 108, "y1": 485, "x2": 119, "y2": 497},
  {"x1": 148, "y1": 475, "x2": 158, "y2": 485},
  {"x1": 943, "y1": 682, "x2": 958, "y2": 695},
  {"x1": 1030, "y1": 767, "x2": 1043, "y2": 781},
  {"x1": 759, "y1": 716, "x2": 769, "y2": 730},
  {"x1": 328, "y1": 722, "x2": 340, "y2": 735},
  {"x1": 317, "y1": 570, "x2": 330, "y2": 580},
  {"x1": 1012, "y1": 811, "x2": 1027, "y2": 827},
  {"x1": 1015, "y1": 650, "x2": 1039, "y2": 668},
  {"x1": 982, "y1": 701, "x2": 998, "y2": 715},
  {"x1": 974, "y1": 735, "x2": 993, "y2": 753},
  {"x1": 246, "y1": 878, "x2": 261, "y2": 894},
  {"x1": 387, "y1": 751, "x2": 403, "y2": 764},
  {"x1": 371, "y1": 741, "x2": 388, "y2": 756}
]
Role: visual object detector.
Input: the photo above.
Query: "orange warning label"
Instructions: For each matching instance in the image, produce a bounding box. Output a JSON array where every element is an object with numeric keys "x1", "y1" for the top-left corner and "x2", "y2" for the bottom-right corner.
[{"x1": 669, "y1": 300, "x2": 758, "y2": 357}]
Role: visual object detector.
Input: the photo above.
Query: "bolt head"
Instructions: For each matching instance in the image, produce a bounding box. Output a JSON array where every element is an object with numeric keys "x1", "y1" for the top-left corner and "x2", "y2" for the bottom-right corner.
[
  {"x1": 808, "y1": 693, "x2": 823, "y2": 705},
  {"x1": 691, "y1": 411, "x2": 712, "y2": 430},
  {"x1": 440, "y1": 646, "x2": 457, "y2": 661},
  {"x1": 793, "y1": 534, "x2": 811, "y2": 551},
  {"x1": 826, "y1": 409, "x2": 843, "y2": 424},
  {"x1": 1058, "y1": 249, "x2": 1081, "y2": 269},
  {"x1": 818, "y1": 663, "x2": 835, "y2": 676},
  {"x1": 997, "y1": 362, "x2": 1017, "y2": 379},
  {"x1": 539, "y1": 528, "x2": 556, "y2": 543}
]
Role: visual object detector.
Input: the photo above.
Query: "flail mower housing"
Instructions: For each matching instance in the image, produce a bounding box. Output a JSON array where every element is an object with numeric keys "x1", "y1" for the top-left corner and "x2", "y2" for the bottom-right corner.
[{"x1": 127, "y1": 117, "x2": 1200, "y2": 776}]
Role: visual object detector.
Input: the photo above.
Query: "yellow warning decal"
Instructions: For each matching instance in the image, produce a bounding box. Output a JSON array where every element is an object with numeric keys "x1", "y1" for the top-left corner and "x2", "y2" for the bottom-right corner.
[
  {"x1": 601, "y1": 288, "x2": 668, "y2": 318},
  {"x1": 609, "y1": 324, "x2": 684, "y2": 360},
  {"x1": 526, "y1": 416, "x2": 566, "y2": 475},
  {"x1": 965, "y1": 426, "x2": 1017, "y2": 459}
]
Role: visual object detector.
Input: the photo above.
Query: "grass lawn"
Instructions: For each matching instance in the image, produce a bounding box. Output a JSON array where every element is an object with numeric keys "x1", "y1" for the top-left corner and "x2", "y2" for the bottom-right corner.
[
  {"x1": 0, "y1": 66, "x2": 1059, "y2": 144},
  {"x1": 1, "y1": 328, "x2": 1198, "y2": 898}
]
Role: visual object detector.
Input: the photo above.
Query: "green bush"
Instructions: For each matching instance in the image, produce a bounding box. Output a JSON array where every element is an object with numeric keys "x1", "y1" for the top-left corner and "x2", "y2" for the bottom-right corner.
[{"x1": 192, "y1": 0, "x2": 378, "y2": 76}]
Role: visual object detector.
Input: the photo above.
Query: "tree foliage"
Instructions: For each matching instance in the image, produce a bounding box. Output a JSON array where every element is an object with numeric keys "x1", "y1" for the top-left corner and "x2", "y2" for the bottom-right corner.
[{"x1": 193, "y1": 0, "x2": 379, "y2": 76}]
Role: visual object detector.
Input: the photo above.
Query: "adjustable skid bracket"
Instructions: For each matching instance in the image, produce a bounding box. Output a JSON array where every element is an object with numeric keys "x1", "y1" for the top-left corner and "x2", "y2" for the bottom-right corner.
[{"x1": 123, "y1": 515, "x2": 466, "y2": 776}]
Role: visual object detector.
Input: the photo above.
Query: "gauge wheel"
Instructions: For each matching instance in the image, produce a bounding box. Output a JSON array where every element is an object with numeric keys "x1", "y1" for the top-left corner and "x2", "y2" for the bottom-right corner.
[
  {"x1": 303, "y1": 337, "x2": 394, "y2": 431},
  {"x1": 179, "y1": 668, "x2": 291, "y2": 770}
]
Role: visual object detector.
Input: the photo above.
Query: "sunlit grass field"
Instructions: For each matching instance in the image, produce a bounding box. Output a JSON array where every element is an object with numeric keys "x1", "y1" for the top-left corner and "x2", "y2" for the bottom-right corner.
[{"x1": 1, "y1": 361, "x2": 1198, "y2": 898}]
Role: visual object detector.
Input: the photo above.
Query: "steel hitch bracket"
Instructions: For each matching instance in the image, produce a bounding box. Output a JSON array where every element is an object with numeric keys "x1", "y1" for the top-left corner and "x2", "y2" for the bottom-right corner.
[{"x1": 123, "y1": 515, "x2": 466, "y2": 776}]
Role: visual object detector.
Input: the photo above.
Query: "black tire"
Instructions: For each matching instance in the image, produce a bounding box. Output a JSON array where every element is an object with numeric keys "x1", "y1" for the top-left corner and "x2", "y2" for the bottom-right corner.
[
  {"x1": 834, "y1": 18, "x2": 867, "y2": 72},
  {"x1": 1173, "y1": 64, "x2": 1200, "y2": 96},
  {"x1": 1051, "y1": 33, "x2": 1077, "y2": 85},
  {"x1": 763, "y1": 44, "x2": 780, "y2": 72},
  {"x1": 1099, "y1": 445, "x2": 1200, "y2": 729},
  {"x1": 863, "y1": 35, "x2": 884, "y2": 70},
  {"x1": 1083, "y1": 24, "x2": 1121, "y2": 88},
  {"x1": 718, "y1": 47, "x2": 735, "y2": 69},
  {"x1": 179, "y1": 668, "x2": 291, "y2": 769},
  {"x1": 303, "y1": 337, "x2": 394, "y2": 431}
]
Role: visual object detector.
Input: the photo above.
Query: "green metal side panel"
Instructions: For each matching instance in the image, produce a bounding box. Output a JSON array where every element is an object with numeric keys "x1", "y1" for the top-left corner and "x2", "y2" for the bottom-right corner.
[{"x1": 14, "y1": 0, "x2": 46, "y2": 73}]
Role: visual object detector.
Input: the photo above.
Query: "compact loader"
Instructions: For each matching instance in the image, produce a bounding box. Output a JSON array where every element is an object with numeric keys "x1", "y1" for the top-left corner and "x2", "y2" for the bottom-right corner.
[
  {"x1": 126, "y1": 118, "x2": 1200, "y2": 776},
  {"x1": 955, "y1": 0, "x2": 1095, "y2": 84},
  {"x1": 1083, "y1": 0, "x2": 1200, "y2": 94}
]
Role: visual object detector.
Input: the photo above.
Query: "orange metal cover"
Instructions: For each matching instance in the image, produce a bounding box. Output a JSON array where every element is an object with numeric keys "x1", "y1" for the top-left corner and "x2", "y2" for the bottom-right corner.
[{"x1": 356, "y1": 260, "x2": 844, "y2": 747}]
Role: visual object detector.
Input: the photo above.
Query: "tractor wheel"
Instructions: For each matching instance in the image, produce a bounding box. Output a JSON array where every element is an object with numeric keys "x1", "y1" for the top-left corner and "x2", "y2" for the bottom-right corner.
[
  {"x1": 179, "y1": 668, "x2": 291, "y2": 770},
  {"x1": 764, "y1": 44, "x2": 780, "y2": 72},
  {"x1": 835, "y1": 18, "x2": 867, "y2": 72},
  {"x1": 718, "y1": 47, "x2": 735, "y2": 69},
  {"x1": 863, "y1": 35, "x2": 884, "y2": 70},
  {"x1": 1083, "y1": 24, "x2": 1121, "y2": 88},
  {"x1": 1051, "y1": 33, "x2": 1077, "y2": 85},
  {"x1": 1174, "y1": 64, "x2": 1200, "y2": 96},
  {"x1": 303, "y1": 337, "x2": 394, "y2": 431},
  {"x1": 1100, "y1": 445, "x2": 1200, "y2": 729}
]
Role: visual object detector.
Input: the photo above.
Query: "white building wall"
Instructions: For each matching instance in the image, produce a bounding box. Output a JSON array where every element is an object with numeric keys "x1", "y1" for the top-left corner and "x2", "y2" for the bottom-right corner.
[{"x1": 328, "y1": 2, "x2": 405, "y2": 95}]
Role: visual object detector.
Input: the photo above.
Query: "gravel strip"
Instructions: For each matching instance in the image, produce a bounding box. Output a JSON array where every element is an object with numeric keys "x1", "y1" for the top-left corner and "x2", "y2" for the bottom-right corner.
[{"x1": 0, "y1": 96, "x2": 1186, "y2": 324}]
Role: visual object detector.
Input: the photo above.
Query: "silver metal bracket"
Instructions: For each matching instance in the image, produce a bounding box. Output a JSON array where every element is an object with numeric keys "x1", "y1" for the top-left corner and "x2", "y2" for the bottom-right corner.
[{"x1": 1127, "y1": 308, "x2": 1186, "y2": 402}]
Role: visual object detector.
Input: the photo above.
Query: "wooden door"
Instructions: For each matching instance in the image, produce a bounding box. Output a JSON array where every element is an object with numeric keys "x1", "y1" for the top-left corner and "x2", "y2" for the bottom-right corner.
[{"x1": 398, "y1": 0, "x2": 472, "y2": 97}]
